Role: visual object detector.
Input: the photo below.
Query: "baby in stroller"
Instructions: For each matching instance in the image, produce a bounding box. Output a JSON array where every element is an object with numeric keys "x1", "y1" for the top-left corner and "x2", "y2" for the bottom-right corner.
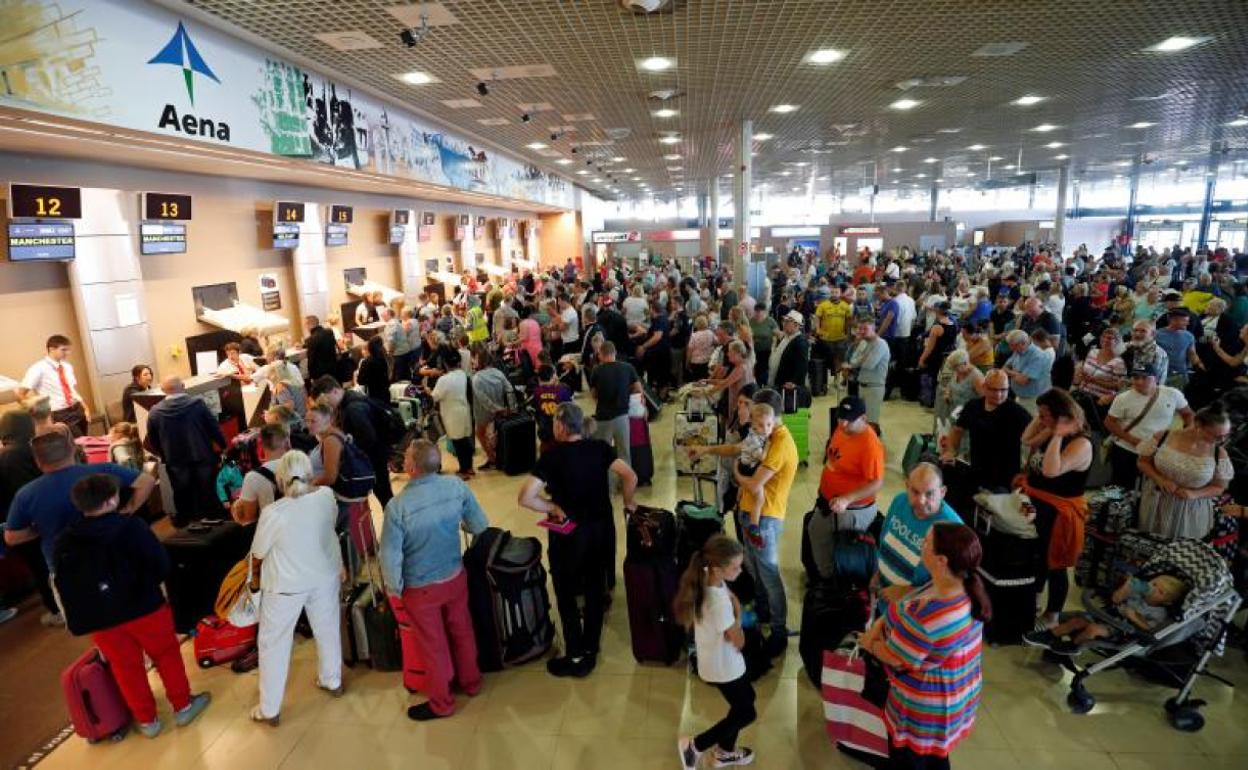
[{"x1": 1024, "y1": 574, "x2": 1189, "y2": 655}]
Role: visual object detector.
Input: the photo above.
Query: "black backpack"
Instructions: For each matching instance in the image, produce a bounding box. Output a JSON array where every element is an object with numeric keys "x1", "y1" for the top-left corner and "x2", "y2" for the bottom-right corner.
[
  {"x1": 52, "y1": 522, "x2": 137, "y2": 636},
  {"x1": 329, "y1": 433, "x2": 376, "y2": 499},
  {"x1": 364, "y1": 396, "x2": 407, "y2": 447},
  {"x1": 464, "y1": 528, "x2": 553, "y2": 672}
]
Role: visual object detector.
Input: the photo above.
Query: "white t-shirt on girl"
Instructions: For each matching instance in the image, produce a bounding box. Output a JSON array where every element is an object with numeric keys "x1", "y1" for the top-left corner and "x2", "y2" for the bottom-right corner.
[{"x1": 695, "y1": 584, "x2": 746, "y2": 683}]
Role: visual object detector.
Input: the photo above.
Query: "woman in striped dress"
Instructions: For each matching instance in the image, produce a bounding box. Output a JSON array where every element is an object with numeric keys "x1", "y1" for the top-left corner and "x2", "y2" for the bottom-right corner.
[{"x1": 860, "y1": 523, "x2": 989, "y2": 770}]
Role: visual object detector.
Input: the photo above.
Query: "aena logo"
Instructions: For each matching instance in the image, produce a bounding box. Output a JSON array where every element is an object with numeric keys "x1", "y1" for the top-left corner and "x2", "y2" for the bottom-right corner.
[{"x1": 147, "y1": 21, "x2": 231, "y2": 141}]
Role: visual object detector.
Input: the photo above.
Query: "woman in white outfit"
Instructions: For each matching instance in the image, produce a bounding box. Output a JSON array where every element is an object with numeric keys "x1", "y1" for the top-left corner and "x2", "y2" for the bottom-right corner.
[{"x1": 251, "y1": 450, "x2": 344, "y2": 725}]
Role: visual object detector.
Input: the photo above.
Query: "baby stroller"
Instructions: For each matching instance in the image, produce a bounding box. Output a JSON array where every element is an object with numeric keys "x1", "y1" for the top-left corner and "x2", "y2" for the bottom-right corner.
[{"x1": 1059, "y1": 538, "x2": 1241, "y2": 731}]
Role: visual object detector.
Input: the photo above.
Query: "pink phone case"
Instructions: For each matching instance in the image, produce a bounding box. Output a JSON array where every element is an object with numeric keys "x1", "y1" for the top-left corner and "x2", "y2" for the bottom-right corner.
[{"x1": 536, "y1": 517, "x2": 578, "y2": 535}]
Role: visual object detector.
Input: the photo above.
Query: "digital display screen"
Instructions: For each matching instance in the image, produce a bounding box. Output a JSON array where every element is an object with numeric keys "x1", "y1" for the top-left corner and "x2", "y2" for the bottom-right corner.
[
  {"x1": 8, "y1": 222, "x2": 75, "y2": 261},
  {"x1": 140, "y1": 222, "x2": 187, "y2": 254},
  {"x1": 275, "y1": 201, "x2": 304, "y2": 224},
  {"x1": 325, "y1": 223, "x2": 349, "y2": 247},
  {"x1": 329, "y1": 205, "x2": 353, "y2": 224},
  {"x1": 273, "y1": 222, "x2": 300, "y2": 249},
  {"x1": 143, "y1": 192, "x2": 192, "y2": 220},
  {"x1": 9, "y1": 184, "x2": 82, "y2": 219},
  {"x1": 343, "y1": 267, "x2": 366, "y2": 288},
  {"x1": 389, "y1": 226, "x2": 405, "y2": 245},
  {"x1": 425, "y1": 258, "x2": 439, "y2": 274},
  {"x1": 393, "y1": 209, "x2": 411, "y2": 226}
]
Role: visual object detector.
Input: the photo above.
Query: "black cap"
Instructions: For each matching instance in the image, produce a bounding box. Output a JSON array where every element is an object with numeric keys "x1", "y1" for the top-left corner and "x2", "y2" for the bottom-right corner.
[{"x1": 836, "y1": 396, "x2": 867, "y2": 422}]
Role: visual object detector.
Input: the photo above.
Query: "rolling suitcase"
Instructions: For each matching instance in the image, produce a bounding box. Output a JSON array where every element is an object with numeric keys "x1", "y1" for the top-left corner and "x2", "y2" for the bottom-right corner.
[
  {"x1": 464, "y1": 528, "x2": 554, "y2": 672},
  {"x1": 781, "y1": 408, "x2": 811, "y2": 467},
  {"x1": 74, "y1": 436, "x2": 111, "y2": 465},
  {"x1": 675, "y1": 476, "x2": 723, "y2": 576},
  {"x1": 973, "y1": 505, "x2": 1039, "y2": 645},
  {"x1": 341, "y1": 582, "x2": 370, "y2": 666},
  {"x1": 62, "y1": 648, "x2": 131, "y2": 743},
  {"x1": 494, "y1": 385, "x2": 538, "y2": 476},
  {"x1": 799, "y1": 580, "x2": 868, "y2": 686},
  {"x1": 629, "y1": 417, "x2": 654, "y2": 484},
  {"x1": 193, "y1": 616, "x2": 257, "y2": 669},
  {"x1": 673, "y1": 396, "x2": 720, "y2": 476},
  {"x1": 624, "y1": 506, "x2": 684, "y2": 664},
  {"x1": 901, "y1": 433, "x2": 939, "y2": 476},
  {"x1": 809, "y1": 357, "x2": 829, "y2": 397},
  {"x1": 162, "y1": 520, "x2": 253, "y2": 633}
]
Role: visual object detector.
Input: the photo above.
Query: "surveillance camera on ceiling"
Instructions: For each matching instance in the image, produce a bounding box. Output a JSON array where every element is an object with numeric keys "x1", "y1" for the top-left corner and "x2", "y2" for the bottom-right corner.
[
  {"x1": 476, "y1": 82, "x2": 489, "y2": 96},
  {"x1": 619, "y1": 0, "x2": 671, "y2": 12},
  {"x1": 521, "y1": 113, "x2": 531, "y2": 123}
]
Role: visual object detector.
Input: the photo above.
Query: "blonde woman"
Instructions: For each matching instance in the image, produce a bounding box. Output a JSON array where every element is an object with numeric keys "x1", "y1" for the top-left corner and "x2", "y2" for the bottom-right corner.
[{"x1": 251, "y1": 450, "x2": 345, "y2": 725}]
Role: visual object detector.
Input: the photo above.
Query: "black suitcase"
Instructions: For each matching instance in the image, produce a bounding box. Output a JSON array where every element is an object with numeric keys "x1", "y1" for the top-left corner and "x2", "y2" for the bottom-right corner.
[
  {"x1": 809, "y1": 357, "x2": 829, "y2": 397},
  {"x1": 626, "y1": 506, "x2": 677, "y2": 561},
  {"x1": 495, "y1": 411, "x2": 537, "y2": 476},
  {"x1": 623, "y1": 557, "x2": 684, "y2": 664},
  {"x1": 162, "y1": 520, "x2": 252, "y2": 633},
  {"x1": 675, "y1": 477, "x2": 722, "y2": 576},
  {"x1": 464, "y1": 528, "x2": 554, "y2": 672},
  {"x1": 799, "y1": 580, "x2": 868, "y2": 686},
  {"x1": 973, "y1": 517, "x2": 1039, "y2": 645}
]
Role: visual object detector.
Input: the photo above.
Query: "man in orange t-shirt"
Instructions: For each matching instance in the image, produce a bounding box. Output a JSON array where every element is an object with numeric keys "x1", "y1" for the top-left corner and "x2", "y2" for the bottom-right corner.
[{"x1": 817, "y1": 396, "x2": 886, "y2": 532}]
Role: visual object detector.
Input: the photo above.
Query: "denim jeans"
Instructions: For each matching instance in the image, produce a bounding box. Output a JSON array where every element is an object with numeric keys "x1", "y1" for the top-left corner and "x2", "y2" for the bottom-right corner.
[{"x1": 739, "y1": 512, "x2": 787, "y2": 634}]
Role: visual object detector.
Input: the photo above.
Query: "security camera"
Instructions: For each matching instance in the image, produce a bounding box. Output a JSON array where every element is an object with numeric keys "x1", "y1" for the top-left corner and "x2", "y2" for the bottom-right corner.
[
  {"x1": 521, "y1": 113, "x2": 531, "y2": 123},
  {"x1": 476, "y1": 82, "x2": 489, "y2": 96},
  {"x1": 571, "y1": 146, "x2": 578, "y2": 154},
  {"x1": 550, "y1": 132, "x2": 558, "y2": 141},
  {"x1": 399, "y1": 29, "x2": 418, "y2": 48}
]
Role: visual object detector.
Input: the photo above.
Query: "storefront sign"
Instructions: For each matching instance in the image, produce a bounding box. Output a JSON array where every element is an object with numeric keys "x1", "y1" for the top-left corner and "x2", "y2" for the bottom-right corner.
[
  {"x1": 839, "y1": 226, "x2": 881, "y2": 235},
  {"x1": 646, "y1": 229, "x2": 701, "y2": 242},
  {"x1": 592, "y1": 231, "x2": 640, "y2": 243}
]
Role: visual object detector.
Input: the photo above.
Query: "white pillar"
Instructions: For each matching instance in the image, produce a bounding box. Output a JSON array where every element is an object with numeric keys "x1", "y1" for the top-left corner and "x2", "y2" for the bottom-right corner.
[
  {"x1": 395, "y1": 209, "x2": 421, "y2": 297},
  {"x1": 291, "y1": 203, "x2": 329, "y2": 324},
  {"x1": 1054, "y1": 164, "x2": 1070, "y2": 255},
  {"x1": 733, "y1": 120, "x2": 752, "y2": 290},
  {"x1": 710, "y1": 179, "x2": 722, "y2": 264}
]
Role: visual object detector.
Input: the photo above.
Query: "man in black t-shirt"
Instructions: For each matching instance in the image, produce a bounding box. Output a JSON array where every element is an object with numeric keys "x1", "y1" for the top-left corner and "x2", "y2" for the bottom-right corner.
[
  {"x1": 589, "y1": 342, "x2": 642, "y2": 466},
  {"x1": 518, "y1": 403, "x2": 637, "y2": 679},
  {"x1": 942, "y1": 369, "x2": 1031, "y2": 492}
]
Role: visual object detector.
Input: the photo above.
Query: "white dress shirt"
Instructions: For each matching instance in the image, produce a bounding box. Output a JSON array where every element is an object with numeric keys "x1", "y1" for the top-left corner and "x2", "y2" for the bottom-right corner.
[{"x1": 21, "y1": 357, "x2": 81, "y2": 410}]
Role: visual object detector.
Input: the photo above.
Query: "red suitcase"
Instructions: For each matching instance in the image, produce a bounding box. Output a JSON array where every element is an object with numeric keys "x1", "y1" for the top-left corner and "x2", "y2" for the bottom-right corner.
[
  {"x1": 61, "y1": 648, "x2": 131, "y2": 743},
  {"x1": 74, "y1": 436, "x2": 111, "y2": 465},
  {"x1": 193, "y1": 616, "x2": 257, "y2": 668},
  {"x1": 391, "y1": 599, "x2": 429, "y2": 694}
]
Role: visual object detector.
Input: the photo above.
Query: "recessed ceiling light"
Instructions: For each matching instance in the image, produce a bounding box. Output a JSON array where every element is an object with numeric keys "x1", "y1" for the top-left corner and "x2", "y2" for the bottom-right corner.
[
  {"x1": 1003, "y1": 164, "x2": 1017, "y2": 170},
  {"x1": 923, "y1": 157, "x2": 939, "y2": 163},
  {"x1": 936, "y1": 127, "x2": 962, "y2": 134},
  {"x1": 1054, "y1": 154, "x2": 1069, "y2": 160},
  {"x1": 659, "y1": 136, "x2": 681, "y2": 145},
  {"x1": 576, "y1": 170, "x2": 588, "y2": 175},
  {"x1": 611, "y1": 156, "x2": 626, "y2": 162},
  {"x1": 780, "y1": 171, "x2": 791, "y2": 177},
  {"x1": 806, "y1": 48, "x2": 846, "y2": 64},
  {"x1": 1044, "y1": 141, "x2": 1065, "y2": 149},
  {"x1": 1128, "y1": 121, "x2": 1156, "y2": 129},
  {"x1": 631, "y1": 176, "x2": 642, "y2": 181},
  {"x1": 891, "y1": 146, "x2": 908, "y2": 153},
  {"x1": 653, "y1": 108, "x2": 678, "y2": 118},
  {"x1": 667, "y1": 166, "x2": 683, "y2": 171},
  {"x1": 1012, "y1": 95, "x2": 1046, "y2": 106},
  {"x1": 663, "y1": 154, "x2": 681, "y2": 161},
  {"x1": 623, "y1": 167, "x2": 635, "y2": 173},
  {"x1": 915, "y1": 173, "x2": 927, "y2": 179},
  {"x1": 395, "y1": 71, "x2": 436, "y2": 85},
  {"x1": 555, "y1": 158, "x2": 572, "y2": 165},
  {"x1": 1226, "y1": 117, "x2": 1248, "y2": 127},
  {"x1": 753, "y1": 133, "x2": 774, "y2": 141},
  {"x1": 525, "y1": 142, "x2": 548, "y2": 150},
  {"x1": 1175, "y1": 159, "x2": 1189, "y2": 165},
  {"x1": 989, "y1": 155, "x2": 1004, "y2": 161},
  {"x1": 935, "y1": 178, "x2": 944, "y2": 183},
  {"x1": 770, "y1": 104, "x2": 799, "y2": 114},
  {"x1": 1115, "y1": 161, "x2": 1132, "y2": 167},
  {"x1": 638, "y1": 56, "x2": 674, "y2": 71},
  {"x1": 889, "y1": 98, "x2": 921, "y2": 110},
  {"x1": 967, "y1": 144, "x2": 987, "y2": 151},
  {"x1": 791, "y1": 187, "x2": 802, "y2": 192},
  {"x1": 892, "y1": 167, "x2": 903, "y2": 172},
  {"x1": 817, "y1": 175, "x2": 829, "y2": 180},
  {"x1": 1146, "y1": 36, "x2": 1211, "y2": 53},
  {"x1": 1031, "y1": 123, "x2": 1059, "y2": 132}
]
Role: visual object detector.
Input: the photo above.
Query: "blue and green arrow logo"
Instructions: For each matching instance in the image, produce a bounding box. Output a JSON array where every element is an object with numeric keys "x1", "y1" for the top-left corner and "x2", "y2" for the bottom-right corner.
[{"x1": 147, "y1": 21, "x2": 220, "y2": 106}]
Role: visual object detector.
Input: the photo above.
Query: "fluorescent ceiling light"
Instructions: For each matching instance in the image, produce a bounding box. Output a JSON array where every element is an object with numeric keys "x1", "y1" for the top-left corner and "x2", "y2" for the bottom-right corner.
[
  {"x1": 936, "y1": 127, "x2": 962, "y2": 134},
  {"x1": 1054, "y1": 154, "x2": 1069, "y2": 160},
  {"x1": 892, "y1": 167, "x2": 903, "y2": 172},
  {"x1": 923, "y1": 157, "x2": 939, "y2": 163},
  {"x1": 555, "y1": 158, "x2": 572, "y2": 165},
  {"x1": 817, "y1": 175, "x2": 829, "y2": 180},
  {"x1": 1044, "y1": 141, "x2": 1065, "y2": 148},
  {"x1": 1031, "y1": 123, "x2": 1059, "y2": 132},
  {"x1": 915, "y1": 173, "x2": 927, "y2": 179},
  {"x1": 611, "y1": 156, "x2": 626, "y2": 162},
  {"x1": 889, "y1": 98, "x2": 921, "y2": 110},
  {"x1": 753, "y1": 133, "x2": 774, "y2": 141},
  {"x1": 1128, "y1": 121, "x2": 1156, "y2": 129},
  {"x1": 525, "y1": 142, "x2": 548, "y2": 150},
  {"x1": 1115, "y1": 161, "x2": 1132, "y2": 167},
  {"x1": 576, "y1": 170, "x2": 588, "y2": 175},
  {"x1": 806, "y1": 48, "x2": 846, "y2": 64},
  {"x1": 663, "y1": 154, "x2": 681, "y2": 160},
  {"x1": 623, "y1": 167, "x2": 636, "y2": 173},
  {"x1": 395, "y1": 71, "x2": 435, "y2": 85},
  {"x1": 667, "y1": 166, "x2": 683, "y2": 171},
  {"x1": 1146, "y1": 36, "x2": 1211, "y2": 52},
  {"x1": 1226, "y1": 118, "x2": 1248, "y2": 127},
  {"x1": 891, "y1": 146, "x2": 908, "y2": 153},
  {"x1": 639, "y1": 56, "x2": 674, "y2": 71},
  {"x1": 659, "y1": 136, "x2": 681, "y2": 144},
  {"x1": 1012, "y1": 95, "x2": 1046, "y2": 106},
  {"x1": 989, "y1": 155, "x2": 1004, "y2": 161},
  {"x1": 653, "y1": 108, "x2": 678, "y2": 118},
  {"x1": 967, "y1": 144, "x2": 987, "y2": 151},
  {"x1": 770, "y1": 104, "x2": 799, "y2": 114},
  {"x1": 1003, "y1": 164, "x2": 1017, "y2": 170},
  {"x1": 1175, "y1": 159, "x2": 1189, "y2": 165},
  {"x1": 631, "y1": 176, "x2": 642, "y2": 181}
]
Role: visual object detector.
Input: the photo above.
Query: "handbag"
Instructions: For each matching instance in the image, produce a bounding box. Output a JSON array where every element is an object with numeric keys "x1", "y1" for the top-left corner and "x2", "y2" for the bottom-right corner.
[
  {"x1": 821, "y1": 603, "x2": 889, "y2": 762},
  {"x1": 860, "y1": 651, "x2": 890, "y2": 709},
  {"x1": 215, "y1": 555, "x2": 262, "y2": 628},
  {"x1": 1102, "y1": 385, "x2": 1161, "y2": 460}
]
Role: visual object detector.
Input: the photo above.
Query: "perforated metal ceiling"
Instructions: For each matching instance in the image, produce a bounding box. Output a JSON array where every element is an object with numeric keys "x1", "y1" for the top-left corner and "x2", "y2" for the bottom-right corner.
[{"x1": 180, "y1": 0, "x2": 1248, "y2": 201}]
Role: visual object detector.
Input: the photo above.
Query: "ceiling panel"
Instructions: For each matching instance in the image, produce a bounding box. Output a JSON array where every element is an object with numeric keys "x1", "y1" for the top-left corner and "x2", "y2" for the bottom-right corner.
[{"x1": 180, "y1": 0, "x2": 1248, "y2": 200}]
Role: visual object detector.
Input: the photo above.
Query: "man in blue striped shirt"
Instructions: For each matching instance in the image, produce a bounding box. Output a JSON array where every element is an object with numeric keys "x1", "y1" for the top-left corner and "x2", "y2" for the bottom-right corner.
[{"x1": 873, "y1": 463, "x2": 962, "y2": 604}]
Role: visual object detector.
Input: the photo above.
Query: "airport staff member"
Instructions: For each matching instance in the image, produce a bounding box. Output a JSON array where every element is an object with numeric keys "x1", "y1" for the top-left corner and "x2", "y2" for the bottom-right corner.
[{"x1": 18, "y1": 334, "x2": 90, "y2": 437}]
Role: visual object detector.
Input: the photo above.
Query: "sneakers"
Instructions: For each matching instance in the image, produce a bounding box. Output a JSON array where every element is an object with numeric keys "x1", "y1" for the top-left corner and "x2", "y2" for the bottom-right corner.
[
  {"x1": 546, "y1": 654, "x2": 596, "y2": 678},
  {"x1": 678, "y1": 737, "x2": 702, "y2": 770},
  {"x1": 0, "y1": 607, "x2": 17, "y2": 625},
  {"x1": 136, "y1": 718, "x2": 163, "y2": 738},
  {"x1": 407, "y1": 702, "x2": 447, "y2": 722},
  {"x1": 40, "y1": 611, "x2": 65, "y2": 627},
  {"x1": 713, "y1": 747, "x2": 755, "y2": 767},
  {"x1": 1022, "y1": 630, "x2": 1079, "y2": 656},
  {"x1": 174, "y1": 693, "x2": 211, "y2": 727}
]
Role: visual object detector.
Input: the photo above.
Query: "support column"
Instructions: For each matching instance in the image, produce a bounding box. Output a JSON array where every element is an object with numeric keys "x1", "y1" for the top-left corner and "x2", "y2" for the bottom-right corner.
[
  {"x1": 733, "y1": 119, "x2": 752, "y2": 291},
  {"x1": 291, "y1": 202, "x2": 329, "y2": 325},
  {"x1": 1054, "y1": 163, "x2": 1070, "y2": 255},
  {"x1": 928, "y1": 182, "x2": 939, "y2": 222},
  {"x1": 1125, "y1": 155, "x2": 1142, "y2": 241},
  {"x1": 710, "y1": 179, "x2": 722, "y2": 264},
  {"x1": 396, "y1": 209, "x2": 422, "y2": 297},
  {"x1": 1196, "y1": 149, "x2": 1219, "y2": 249}
]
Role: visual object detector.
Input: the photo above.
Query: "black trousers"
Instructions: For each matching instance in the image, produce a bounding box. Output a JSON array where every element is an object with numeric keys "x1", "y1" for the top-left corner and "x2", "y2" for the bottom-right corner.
[
  {"x1": 51, "y1": 403, "x2": 87, "y2": 438},
  {"x1": 1032, "y1": 498, "x2": 1070, "y2": 615},
  {"x1": 888, "y1": 739, "x2": 951, "y2": 770},
  {"x1": 448, "y1": 437, "x2": 474, "y2": 475},
  {"x1": 549, "y1": 518, "x2": 611, "y2": 658},
  {"x1": 693, "y1": 675, "x2": 757, "y2": 753},
  {"x1": 1108, "y1": 443, "x2": 1140, "y2": 489},
  {"x1": 166, "y1": 462, "x2": 219, "y2": 525}
]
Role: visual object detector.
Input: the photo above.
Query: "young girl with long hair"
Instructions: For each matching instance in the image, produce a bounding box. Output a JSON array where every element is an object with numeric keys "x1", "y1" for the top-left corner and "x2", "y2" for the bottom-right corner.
[{"x1": 673, "y1": 535, "x2": 757, "y2": 769}]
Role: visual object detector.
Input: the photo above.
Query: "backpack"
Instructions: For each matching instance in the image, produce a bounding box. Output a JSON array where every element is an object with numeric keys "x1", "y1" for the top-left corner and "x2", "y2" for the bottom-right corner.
[
  {"x1": 52, "y1": 522, "x2": 137, "y2": 636},
  {"x1": 464, "y1": 528, "x2": 553, "y2": 671},
  {"x1": 364, "y1": 396, "x2": 407, "y2": 447},
  {"x1": 329, "y1": 433, "x2": 376, "y2": 500}
]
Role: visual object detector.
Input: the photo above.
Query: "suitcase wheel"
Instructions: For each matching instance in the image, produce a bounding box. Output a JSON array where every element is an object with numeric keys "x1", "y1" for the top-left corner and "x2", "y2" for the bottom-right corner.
[{"x1": 198, "y1": 657, "x2": 215, "y2": 669}]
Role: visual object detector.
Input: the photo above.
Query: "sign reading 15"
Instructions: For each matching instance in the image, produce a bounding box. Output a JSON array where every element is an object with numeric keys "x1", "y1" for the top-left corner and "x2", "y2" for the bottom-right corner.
[
  {"x1": 330, "y1": 205, "x2": 353, "y2": 224},
  {"x1": 8, "y1": 184, "x2": 83, "y2": 219},
  {"x1": 275, "y1": 201, "x2": 305, "y2": 223}
]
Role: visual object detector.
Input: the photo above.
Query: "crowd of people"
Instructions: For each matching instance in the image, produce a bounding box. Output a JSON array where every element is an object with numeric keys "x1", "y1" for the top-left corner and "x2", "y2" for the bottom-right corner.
[{"x1": 1, "y1": 237, "x2": 1245, "y2": 768}]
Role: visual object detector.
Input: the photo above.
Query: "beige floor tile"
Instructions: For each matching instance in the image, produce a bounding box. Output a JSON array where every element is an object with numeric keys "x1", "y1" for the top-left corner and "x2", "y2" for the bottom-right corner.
[
  {"x1": 475, "y1": 669, "x2": 572, "y2": 735},
  {"x1": 458, "y1": 730, "x2": 558, "y2": 770},
  {"x1": 558, "y1": 672, "x2": 650, "y2": 737},
  {"x1": 1110, "y1": 753, "x2": 1216, "y2": 770},
  {"x1": 1010, "y1": 748, "x2": 1120, "y2": 770},
  {"x1": 550, "y1": 733, "x2": 673, "y2": 770},
  {"x1": 953, "y1": 748, "x2": 1023, "y2": 770}
]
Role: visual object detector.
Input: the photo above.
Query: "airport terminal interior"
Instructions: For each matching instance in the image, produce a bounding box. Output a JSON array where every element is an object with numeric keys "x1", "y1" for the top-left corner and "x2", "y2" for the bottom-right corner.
[{"x1": 1, "y1": 1, "x2": 1248, "y2": 769}]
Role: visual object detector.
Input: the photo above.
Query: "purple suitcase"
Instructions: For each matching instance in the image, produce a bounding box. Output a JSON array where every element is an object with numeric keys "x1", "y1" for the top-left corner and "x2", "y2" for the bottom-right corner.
[
  {"x1": 62, "y1": 648, "x2": 131, "y2": 743},
  {"x1": 622, "y1": 558, "x2": 684, "y2": 664}
]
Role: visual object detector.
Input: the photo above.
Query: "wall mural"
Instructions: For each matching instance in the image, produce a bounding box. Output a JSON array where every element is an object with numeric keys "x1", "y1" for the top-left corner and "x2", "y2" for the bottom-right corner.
[{"x1": 0, "y1": 0, "x2": 574, "y2": 208}]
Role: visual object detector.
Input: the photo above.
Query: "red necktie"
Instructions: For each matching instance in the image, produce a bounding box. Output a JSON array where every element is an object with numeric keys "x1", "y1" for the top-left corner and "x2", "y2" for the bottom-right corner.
[{"x1": 56, "y1": 364, "x2": 74, "y2": 406}]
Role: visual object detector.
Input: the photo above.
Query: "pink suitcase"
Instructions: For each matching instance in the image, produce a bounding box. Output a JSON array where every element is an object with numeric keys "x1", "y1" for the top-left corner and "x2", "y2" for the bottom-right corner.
[
  {"x1": 74, "y1": 436, "x2": 111, "y2": 465},
  {"x1": 61, "y1": 648, "x2": 131, "y2": 743}
]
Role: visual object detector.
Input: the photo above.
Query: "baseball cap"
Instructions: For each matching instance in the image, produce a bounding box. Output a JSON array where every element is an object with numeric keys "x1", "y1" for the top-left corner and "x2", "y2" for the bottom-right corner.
[
  {"x1": 784, "y1": 310, "x2": 804, "y2": 325},
  {"x1": 836, "y1": 396, "x2": 867, "y2": 422}
]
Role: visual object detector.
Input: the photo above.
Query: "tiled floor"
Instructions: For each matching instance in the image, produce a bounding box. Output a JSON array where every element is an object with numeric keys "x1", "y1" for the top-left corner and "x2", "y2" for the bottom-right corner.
[{"x1": 33, "y1": 393, "x2": 1248, "y2": 769}]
